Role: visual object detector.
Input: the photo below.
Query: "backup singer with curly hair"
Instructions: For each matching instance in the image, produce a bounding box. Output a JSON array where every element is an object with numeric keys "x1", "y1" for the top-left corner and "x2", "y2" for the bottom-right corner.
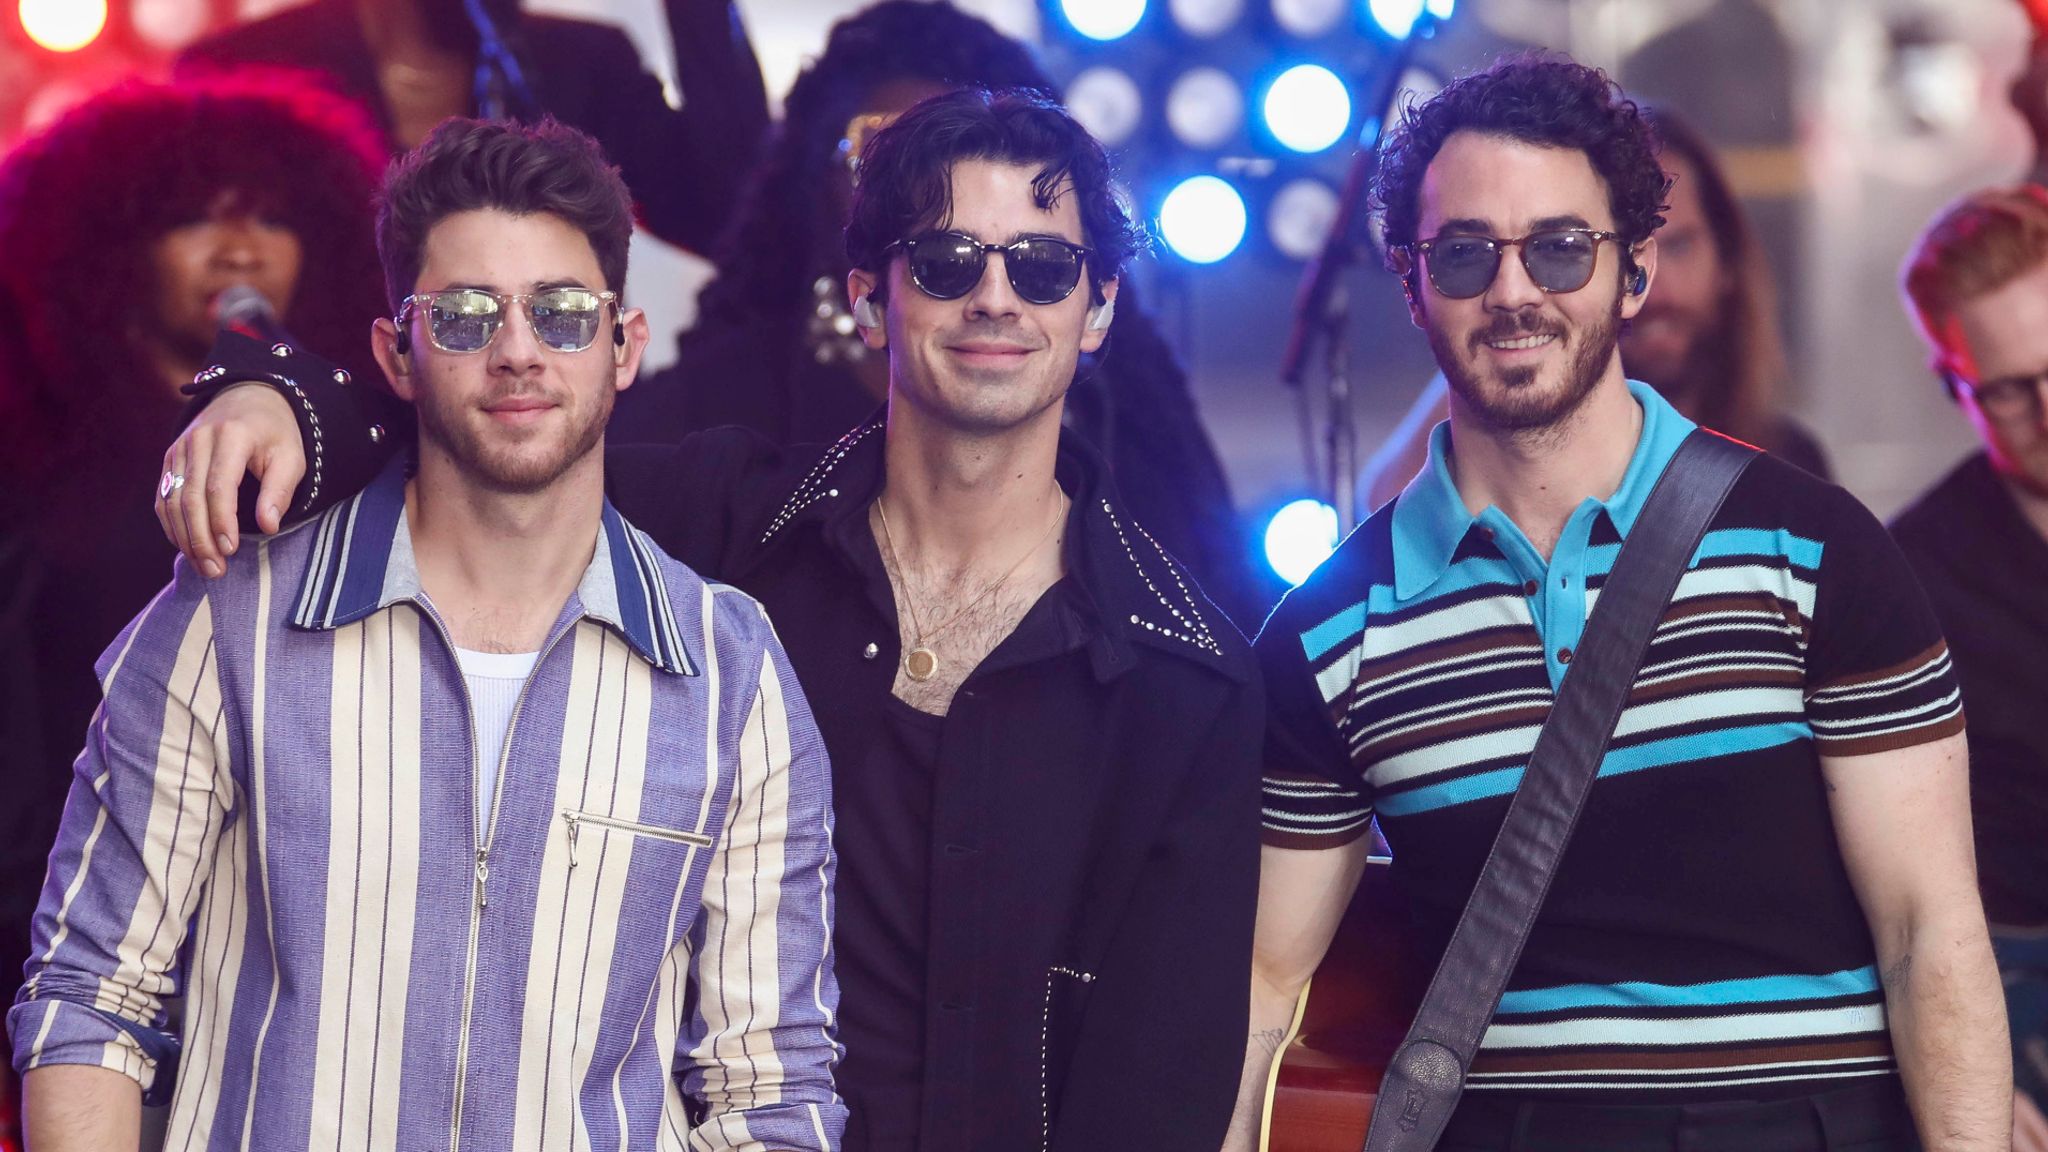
[{"x1": 0, "y1": 75, "x2": 387, "y2": 1040}]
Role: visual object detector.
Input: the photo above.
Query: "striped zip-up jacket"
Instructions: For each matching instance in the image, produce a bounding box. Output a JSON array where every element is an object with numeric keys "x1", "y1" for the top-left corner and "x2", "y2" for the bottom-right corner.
[{"x1": 10, "y1": 457, "x2": 844, "y2": 1151}]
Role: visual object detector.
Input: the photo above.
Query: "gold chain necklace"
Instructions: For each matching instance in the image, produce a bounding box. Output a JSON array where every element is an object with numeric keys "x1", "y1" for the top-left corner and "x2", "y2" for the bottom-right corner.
[{"x1": 874, "y1": 488, "x2": 1067, "y2": 683}]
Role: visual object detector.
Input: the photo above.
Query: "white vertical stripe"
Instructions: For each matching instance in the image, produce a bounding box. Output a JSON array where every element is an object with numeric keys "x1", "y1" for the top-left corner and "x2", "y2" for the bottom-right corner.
[
  {"x1": 163, "y1": 815, "x2": 251, "y2": 1151},
  {"x1": 237, "y1": 540, "x2": 285, "y2": 1150},
  {"x1": 369, "y1": 609, "x2": 423, "y2": 1151}
]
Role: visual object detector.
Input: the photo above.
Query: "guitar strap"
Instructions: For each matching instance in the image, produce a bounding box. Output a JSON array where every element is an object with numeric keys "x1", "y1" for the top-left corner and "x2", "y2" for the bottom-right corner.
[{"x1": 1361, "y1": 428, "x2": 1754, "y2": 1152}]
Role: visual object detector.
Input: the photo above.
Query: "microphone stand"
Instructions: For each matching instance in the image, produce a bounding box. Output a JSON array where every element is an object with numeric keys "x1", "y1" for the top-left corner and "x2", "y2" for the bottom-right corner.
[
  {"x1": 1278, "y1": 14, "x2": 1440, "y2": 531},
  {"x1": 465, "y1": 0, "x2": 535, "y2": 122}
]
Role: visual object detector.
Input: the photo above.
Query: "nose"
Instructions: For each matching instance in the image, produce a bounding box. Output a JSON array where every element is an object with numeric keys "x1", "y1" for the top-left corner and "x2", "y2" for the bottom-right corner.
[
  {"x1": 1481, "y1": 241, "x2": 1546, "y2": 313},
  {"x1": 487, "y1": 300, "x2": 546, "y2": 374},
  {"x1": 211, "y1": 216, "x2": 268, "y2": 272},
  {"x1": 962, "y1": 250, "x2": 1024, "y2": 320}
]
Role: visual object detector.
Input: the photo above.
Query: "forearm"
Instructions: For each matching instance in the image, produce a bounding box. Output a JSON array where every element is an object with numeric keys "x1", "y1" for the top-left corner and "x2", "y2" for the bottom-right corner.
[
  {"x1": 1221, "y1": 969, "x2": 1310, "y2": 1152},
  {"x1": 23, "y1": 1064, "x2": 142, "y2": 1151},
  {"x1": 1885, "y1": 912, "x2": 2012, "y2": 1150}
]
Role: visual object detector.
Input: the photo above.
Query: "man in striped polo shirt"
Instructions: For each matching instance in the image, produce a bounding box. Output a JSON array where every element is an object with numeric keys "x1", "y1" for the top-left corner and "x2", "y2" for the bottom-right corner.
[
  {"x1": 11, "y1": 119, "x2": 842, "y2": 1150},
  {"x1": 1226, "y1": 58, "x2": 2008, "y2": 1151}
]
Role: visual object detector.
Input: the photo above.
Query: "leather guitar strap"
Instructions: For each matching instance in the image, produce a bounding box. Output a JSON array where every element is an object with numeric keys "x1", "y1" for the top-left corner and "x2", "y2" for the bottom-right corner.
[{"x1": 1361, "y1": 429, "x2": 1755, "y2": 1152}]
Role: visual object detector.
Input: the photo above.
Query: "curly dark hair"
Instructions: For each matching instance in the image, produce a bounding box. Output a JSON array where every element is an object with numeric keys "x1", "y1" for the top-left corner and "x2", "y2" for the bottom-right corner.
[
  {"x1": 695, "y1": 1, "x2": 1057, "y2": 326},
  {"x1": 0, "y1": 72, "x2": 386, "y2": 494},
  {"x1": 846, "y1": 87, "x2": 1146, "y2": 306},
  {"x1": 1372, "y1": 54, "x2": 1669, "y2": 276},
  {"x1": 377, "y1": 116, "x2": 635, "y2": 312}
]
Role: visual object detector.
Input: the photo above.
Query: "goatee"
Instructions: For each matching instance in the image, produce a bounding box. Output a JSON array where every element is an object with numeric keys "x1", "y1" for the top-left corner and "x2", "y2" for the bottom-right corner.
[{"x1": 1431, "y1": 301, "x2": 1620, "y2": 435}]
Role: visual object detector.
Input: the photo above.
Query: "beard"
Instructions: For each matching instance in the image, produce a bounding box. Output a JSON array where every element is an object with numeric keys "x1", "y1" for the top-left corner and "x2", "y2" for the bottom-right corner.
[
  {"x1": 1430, "y1": 300, "x2": 1621, "y2": 435},
  {"x1": 415, "y1": 379, "x2": 610, "y2": 494},
  {"x1": 417, "y1": 0, "x2": 524, "y2": 52}
]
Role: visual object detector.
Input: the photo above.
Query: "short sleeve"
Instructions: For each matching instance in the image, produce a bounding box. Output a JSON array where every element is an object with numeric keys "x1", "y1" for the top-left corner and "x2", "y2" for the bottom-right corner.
[
  {"x1": 1254, "y1": 581, "x2": 1374, "y2": 849},
  {"x1": 1803, "y1": 485, "x2": 1966, "y2": 757}
]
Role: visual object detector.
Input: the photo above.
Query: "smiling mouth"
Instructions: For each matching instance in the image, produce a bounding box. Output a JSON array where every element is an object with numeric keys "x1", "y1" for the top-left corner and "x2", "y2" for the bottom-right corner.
[{"x1": 1484, "y1": 333, "x2": 1559, "y2": 352}]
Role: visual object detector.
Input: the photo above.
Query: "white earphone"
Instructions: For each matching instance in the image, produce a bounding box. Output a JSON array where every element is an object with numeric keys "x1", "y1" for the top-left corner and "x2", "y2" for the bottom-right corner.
[
  {"x1": 852, "y1": 295, "x2": 882, "y2": 329},
  {"x1": 1086, "y1": 297, "x2": 1116, "y2": 332}
]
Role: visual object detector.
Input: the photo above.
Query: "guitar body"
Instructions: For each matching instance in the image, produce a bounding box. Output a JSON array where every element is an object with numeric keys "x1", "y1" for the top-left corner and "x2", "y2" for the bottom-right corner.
[{"x1": 1262, "y1": 856, "x2": 1427, "y2": 1152}]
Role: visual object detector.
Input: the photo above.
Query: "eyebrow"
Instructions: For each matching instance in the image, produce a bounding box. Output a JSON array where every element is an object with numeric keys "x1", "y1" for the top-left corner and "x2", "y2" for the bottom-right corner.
[
  {"x1": 431, "y1": 278, "x2": 596, "y2": 293},
  {"x1": 1430, "y1": 213, "x2": 1599, "y2": 236}
]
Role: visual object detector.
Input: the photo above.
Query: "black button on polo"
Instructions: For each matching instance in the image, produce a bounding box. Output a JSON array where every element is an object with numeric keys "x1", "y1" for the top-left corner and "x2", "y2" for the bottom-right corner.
[
  {"x1": 1557, "y1": 646, "x2": 1574, "y2": 664},
  {"x1": 1521, "y1": 579, "x2": 1538, "y2": 596}
]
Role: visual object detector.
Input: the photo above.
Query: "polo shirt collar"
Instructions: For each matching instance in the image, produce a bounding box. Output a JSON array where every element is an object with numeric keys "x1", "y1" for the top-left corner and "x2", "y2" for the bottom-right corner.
[
  {"x1": 1388, "y1": 379, "x2": 1695, "y2": 601},
  {"x1": 288, "y1": 454, "x2": 697, "y2": 675}
]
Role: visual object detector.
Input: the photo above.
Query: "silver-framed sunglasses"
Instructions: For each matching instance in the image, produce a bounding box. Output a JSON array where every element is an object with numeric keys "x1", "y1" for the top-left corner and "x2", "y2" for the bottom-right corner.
[{"x1": 397, "y1": 287, "x2": 621, "y2": 354}]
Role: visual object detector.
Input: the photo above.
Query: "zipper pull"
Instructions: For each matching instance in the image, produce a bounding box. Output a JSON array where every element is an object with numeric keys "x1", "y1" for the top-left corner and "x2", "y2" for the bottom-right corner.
[
  {"x1": 564, "y1": 812, "x2": 581, "y2": 869},
  {"x1": 474, "y1": 847, "x2": 490, "y2": 910}
]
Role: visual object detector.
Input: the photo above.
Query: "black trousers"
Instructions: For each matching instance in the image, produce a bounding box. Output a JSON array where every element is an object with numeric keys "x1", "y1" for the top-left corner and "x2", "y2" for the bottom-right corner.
[{"x1": 1438, "y1": 1078, "x2": 1920, "y2": 1152}]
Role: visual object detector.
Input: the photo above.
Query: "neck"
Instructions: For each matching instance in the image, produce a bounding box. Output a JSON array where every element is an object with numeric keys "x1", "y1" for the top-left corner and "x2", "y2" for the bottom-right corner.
[
  {"x1": 405, "y1": 442, "x2": 603, "y2": 652},
  {"x1": 876, "y1": 396, "x2": 1066, "y2": 568},
  {"x1": 2003, "y1": 470, "x2": 2048, "y2": 544},
  {"x1": 357, "y1": 0, "x2": 464, "y2": 62},
  {"x1": 1445, "y1": 368, "x2": 1642, "y2": 560}
]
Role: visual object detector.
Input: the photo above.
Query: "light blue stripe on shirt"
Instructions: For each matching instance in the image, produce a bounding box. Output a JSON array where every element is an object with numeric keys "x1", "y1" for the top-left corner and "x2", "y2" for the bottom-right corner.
[{"x1": 1498, "y1": 965, "x2": 1882, "y2": 1015}]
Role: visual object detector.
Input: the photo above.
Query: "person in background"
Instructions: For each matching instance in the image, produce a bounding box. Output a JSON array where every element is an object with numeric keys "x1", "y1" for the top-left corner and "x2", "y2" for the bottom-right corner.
[
  {"x1": 608, "y1": 0, "x2": 1266, "y2": 626},
  {"x1": 1360, "y1": 106, "x2": 1828, "y2": 511},
  {"x1": 177, "y1": 0, "x2": 769, "y2": 256},
  {"x1": 0, "y1": 74, "x2": 387, "y2": 1073},
  {"x1": 1893, "y1": 184, "x2": 2048, "y2": 1152}
]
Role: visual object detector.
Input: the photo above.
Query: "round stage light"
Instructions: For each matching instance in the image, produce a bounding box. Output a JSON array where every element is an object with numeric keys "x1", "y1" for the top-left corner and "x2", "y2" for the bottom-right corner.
[
  {"x1": 1166, "y1": 68, "x2": 1244, "y2": 150},
  {"x1": 1370, "y1": 0, "x2": 1454, "y2": 39},
  {"x1": 1264, "y1": 64, "x2": 1351, "y2": 153},
  {"x1": 1066, "y1": 67, "x2": 1144, "y2": 148},
  {"x1": 132, "y1": 0, "x2": 212, "y2": 51},
  {"x1": 19, "y1": 0, "x2": 107, "y2": 52},
  {"x1": 1265, "y1": 499, "x2": 1339, "y2": 585},
  {"x1": 1061, "y1": 0, "x2": 1145, "y2": 41},
  {"x1": 1271, "y1": 0, "x2": 1345, "y2": 37},
  {"x1": 1169, "y1": 0, "x2": 1244, "y2": 37},
  {"x1": 1159, "y1": 175, "x2": 1248, "y2": 265},
  {"x1": 1269, "y1": 178, "x2": 1341, "y2": 261}
]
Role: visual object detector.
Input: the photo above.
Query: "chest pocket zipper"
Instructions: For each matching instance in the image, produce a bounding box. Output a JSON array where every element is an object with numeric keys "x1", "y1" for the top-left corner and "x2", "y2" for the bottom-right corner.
[{"x1": 563, "y1": 810, "x2": 715, "y2": 867}]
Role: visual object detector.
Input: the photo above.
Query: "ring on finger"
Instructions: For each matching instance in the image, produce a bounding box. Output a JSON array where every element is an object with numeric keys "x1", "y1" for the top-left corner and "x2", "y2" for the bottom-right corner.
[{"x1": 158, "y1": 471, "x2": 187, "y2": 501}]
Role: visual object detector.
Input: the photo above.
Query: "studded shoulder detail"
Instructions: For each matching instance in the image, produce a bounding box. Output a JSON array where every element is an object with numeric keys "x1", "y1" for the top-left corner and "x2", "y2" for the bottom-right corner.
[
  {"x1": 1098, "y1": 498, "x2": 1223, "y2": 656},
  {"x1": 758, "y1": 422, "x2": 882, "y2": 545}
]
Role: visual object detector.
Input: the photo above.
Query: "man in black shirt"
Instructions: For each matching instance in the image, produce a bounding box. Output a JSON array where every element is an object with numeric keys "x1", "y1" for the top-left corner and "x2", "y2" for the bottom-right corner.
[
  {"x1": 1895, "y1": 184, "x2": 2048, "y2": 1151},
  {"x1": 149, "y1": 94, "x2": 1261, "y2": 1152}
]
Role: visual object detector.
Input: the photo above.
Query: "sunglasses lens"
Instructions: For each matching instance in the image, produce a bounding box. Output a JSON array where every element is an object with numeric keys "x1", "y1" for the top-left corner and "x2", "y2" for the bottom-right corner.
[
  {"x1": 1522, "y1": 230, "x2": 1600, "y2": 293},
  {"x1": 1426, "y1": 237, "x2": 1501, "y2": 299},
  {"x1": 427, "y1": 289, "x2": 500, "y2": 352},
  {"x1": 908, "y1": 236, "x2": 985, "y2": 299},
  {"x1": 529, "y1": 288, "x2": 607, "y2": 352},
  {"x1": 1006, "y1": 240, "x2": 1085, "y2": 305}
]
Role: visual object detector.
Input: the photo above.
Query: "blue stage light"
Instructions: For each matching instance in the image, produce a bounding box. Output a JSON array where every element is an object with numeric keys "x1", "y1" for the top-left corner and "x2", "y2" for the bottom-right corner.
[
  {"x1": 1159, "y1": 176, "x2": 1248, "y2": 264},
  {"x1": 1061, "y1": 0, "x2": 1146, "y2": 40},
  {"x1": 1265, "y1": 499, "x2": 1339, "y2": 585},
  {"x1": 1369, "y1": 0, "x2": 1452, "y2": 38},
  {"x1": 1264, "y1": 64, "x2": 1351, "y2": 153}
]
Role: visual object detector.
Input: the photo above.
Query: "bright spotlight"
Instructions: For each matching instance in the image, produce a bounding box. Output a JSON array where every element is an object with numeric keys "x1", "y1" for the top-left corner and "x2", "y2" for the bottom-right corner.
[
  {"x1": 1066, "y1": 67, "x2": 1144, "y2": 148},
  {"x1": 1264, "y1": 64, "x2": 1351, "y2": 153},
  {"x1": 1169, "y1": 0, "x2": 1244, "y2": 37},
  {"x1": 1265, "y1": 499, "x2": 1340, "y2": 585},
  {"x1": 1061, "y1": 0, "x2": 1146, "y2": 40},
  {"x1": 1271, "y1": 0, "x2": 1345, "y2": 37},
  {"x1": 1166, "y1": 68, "x2": 1244, "y2": 150},
  {"x1": 20, "y1": 0, "x2": 107, "y2": 52},
  {"x1": 1159, "y1": 175, "x2": 1248, "y2": 265},
  {"x1": 1269, "y1": 179, "x2": 1340, "y2": 260}
]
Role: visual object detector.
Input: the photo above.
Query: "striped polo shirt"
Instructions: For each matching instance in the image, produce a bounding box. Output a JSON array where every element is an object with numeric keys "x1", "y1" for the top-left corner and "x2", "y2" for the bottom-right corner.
[
  {"x1": 1259, "y1": 382, "x2": 1964, "y2": 1101},
  {"x1": 11, "y1": 458, "x2": 845, "y2": 1150}
]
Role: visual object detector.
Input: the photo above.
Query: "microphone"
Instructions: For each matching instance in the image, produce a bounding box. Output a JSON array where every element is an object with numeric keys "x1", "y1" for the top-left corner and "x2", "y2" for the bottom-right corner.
[{"x1": 214, "y1": 284, "x2": 296, "y2": 350}]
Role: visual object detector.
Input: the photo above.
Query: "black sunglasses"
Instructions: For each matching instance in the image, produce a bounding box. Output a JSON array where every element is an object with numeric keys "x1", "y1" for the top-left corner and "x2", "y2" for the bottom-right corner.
[
  {"x1": 888, "y1": 231, "x2": 1092, "y2": 306},
  {"x1": 1405, "y1": 228, "x2": 1622, "y2": 300}
]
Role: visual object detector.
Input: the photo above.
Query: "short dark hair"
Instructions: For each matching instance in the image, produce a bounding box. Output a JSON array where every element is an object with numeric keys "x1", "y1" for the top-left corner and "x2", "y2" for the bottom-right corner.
[
  {"x1": 844, "y1": 87, "x2": 1146, "y2": 305},
  {"x1": 376, "y1": 117, "x2": 634, "y2": 311},
  {"x1": 1372, "y1": 54, "x2": 1668, "y2": 272}
]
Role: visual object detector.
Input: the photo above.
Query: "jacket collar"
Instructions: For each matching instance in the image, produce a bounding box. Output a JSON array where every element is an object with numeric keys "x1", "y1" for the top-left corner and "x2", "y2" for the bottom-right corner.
[
  {"x1": 753, "y1": 417, "x2": 1250, "y2": 684},
  {"x1": 1388, "y1": 379, "x2": 1696, "y2": 602},
  {"x1": 288, "y1": 454, "x2": 697, "y2": 675}
]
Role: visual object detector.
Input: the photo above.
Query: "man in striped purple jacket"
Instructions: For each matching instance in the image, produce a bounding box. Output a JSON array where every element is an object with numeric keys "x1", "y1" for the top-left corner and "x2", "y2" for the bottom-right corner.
[{"x1": 10, "y1": 117, "x2": 842, "y2": 1151}]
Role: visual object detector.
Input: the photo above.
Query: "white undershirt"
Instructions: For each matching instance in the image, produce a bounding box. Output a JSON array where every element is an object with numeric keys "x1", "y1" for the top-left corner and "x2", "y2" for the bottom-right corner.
[{"x1": 456, "y1": 646, "x2": 541, "y2": 831}]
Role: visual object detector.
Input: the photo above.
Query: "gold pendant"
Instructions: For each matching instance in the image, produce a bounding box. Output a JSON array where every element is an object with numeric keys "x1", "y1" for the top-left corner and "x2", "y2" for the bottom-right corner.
[{"x1": 905, "y1": 646, "x2": 940, "y2": 682}]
